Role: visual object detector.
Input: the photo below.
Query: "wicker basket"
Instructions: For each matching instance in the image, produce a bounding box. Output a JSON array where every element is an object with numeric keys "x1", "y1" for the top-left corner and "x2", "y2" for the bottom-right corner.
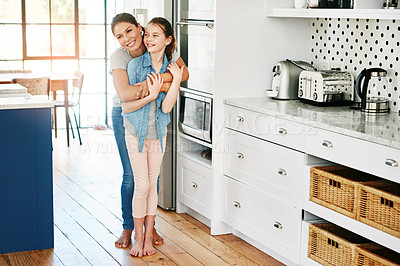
[
  {"x1": 357, "y1": 180, "x2": 400, "y2": 238},
  {"x1": 308, "y1": 223, "x2": 371, "y2": 266},
  {"x1": 310, "y1": 166, "x2": 379, "y2": 218},
  {"x1": 355, "y1": 243, "x2": 400, "y2": 266}
]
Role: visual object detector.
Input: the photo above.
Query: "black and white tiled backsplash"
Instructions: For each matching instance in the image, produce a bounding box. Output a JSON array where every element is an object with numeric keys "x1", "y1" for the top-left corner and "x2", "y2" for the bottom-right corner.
[{"x1": 310, "y1": 18, "x2": 400, "y2": 114}]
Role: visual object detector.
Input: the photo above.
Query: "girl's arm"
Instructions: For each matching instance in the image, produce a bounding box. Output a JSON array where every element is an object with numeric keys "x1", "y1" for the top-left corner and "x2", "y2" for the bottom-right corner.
[
  {"x1": 159, "y1": 57, "x2": 189, "y2": 93},
  {"x1": 122, "y1": 74, "x2": 163, "y2": 113},
  {"x1": 112, "y1": 69, "x2": 148, "y2": 101},
  {"x1": 162, "y1": 62, "x2": 184, "y2": 113}
]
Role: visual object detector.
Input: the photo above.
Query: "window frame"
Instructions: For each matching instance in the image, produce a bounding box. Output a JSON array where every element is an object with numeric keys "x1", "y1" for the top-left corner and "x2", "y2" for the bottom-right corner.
[{"x1": 21, "y1": 0, "x2": 79, "y2": 60}]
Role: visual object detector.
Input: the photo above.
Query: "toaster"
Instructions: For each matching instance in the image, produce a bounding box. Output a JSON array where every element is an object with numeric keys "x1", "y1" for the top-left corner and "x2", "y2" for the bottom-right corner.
[
  {"x1": 266, "y1": 59, "x2": 314, "y2": 100},
  {"x1": 298, "y1": 70, "x2": 354, "y2": 105}
]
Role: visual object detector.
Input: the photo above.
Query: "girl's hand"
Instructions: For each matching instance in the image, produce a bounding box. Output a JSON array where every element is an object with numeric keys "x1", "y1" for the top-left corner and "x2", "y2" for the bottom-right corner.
[
  {"x1": 167, "y1": 62, "x2": 184, "y2": 82},
  {"x1": 147, "y1": 73, "x2": 163, "y2": 100}
]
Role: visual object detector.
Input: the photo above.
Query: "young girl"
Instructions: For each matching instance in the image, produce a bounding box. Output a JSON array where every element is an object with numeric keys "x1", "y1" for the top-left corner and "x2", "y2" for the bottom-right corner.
[
  {"x1": 110, "y1": 13, "x2": 188, "y2": 249},
  {"x1": 121, "y1": 17, "x2": 183, "y2": 257}
]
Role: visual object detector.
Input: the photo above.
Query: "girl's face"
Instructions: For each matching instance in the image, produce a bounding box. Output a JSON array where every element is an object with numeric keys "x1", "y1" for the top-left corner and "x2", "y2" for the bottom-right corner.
[
  {"x1": 144, "y1": 23, "x2": 172, "y2": 54},
  {"x1": 113, "y1": 22, "x2": 143, "y2": 53}
]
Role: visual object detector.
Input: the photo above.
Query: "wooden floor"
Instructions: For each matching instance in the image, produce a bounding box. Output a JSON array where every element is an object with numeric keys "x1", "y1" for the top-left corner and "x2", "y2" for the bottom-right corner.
[{"x1": 0, "y1": 129, "x2": 284, "y2": 266}]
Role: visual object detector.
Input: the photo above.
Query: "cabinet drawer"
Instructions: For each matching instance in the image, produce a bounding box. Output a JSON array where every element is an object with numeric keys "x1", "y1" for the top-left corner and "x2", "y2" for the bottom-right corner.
[
  {"x1": 304, "y1": 126, "x2": 400, "y2": 183},
  {"x1": 224, "y1": 129, "x2": 306, "y2": 205},
  {"x1": 225, "y1": 105, "x2": 305, "y2": 151},
  {"x1": 177, "y1": 154, "x2": 212, "y2": 219},
  {"x1": 221, "y1": 176, "x2": 301, "y2": 264}
]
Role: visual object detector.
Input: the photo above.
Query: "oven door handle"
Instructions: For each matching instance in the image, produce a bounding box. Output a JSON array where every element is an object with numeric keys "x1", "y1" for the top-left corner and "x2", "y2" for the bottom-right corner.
[{"x1": 176, "y1": 21, "x2": 214, "y2": 29}]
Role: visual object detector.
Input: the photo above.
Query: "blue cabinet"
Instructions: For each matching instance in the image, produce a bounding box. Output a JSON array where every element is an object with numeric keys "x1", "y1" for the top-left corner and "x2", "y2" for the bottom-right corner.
[{"x1": 0, "y1": 108, "x2": 53, "y2": 254}]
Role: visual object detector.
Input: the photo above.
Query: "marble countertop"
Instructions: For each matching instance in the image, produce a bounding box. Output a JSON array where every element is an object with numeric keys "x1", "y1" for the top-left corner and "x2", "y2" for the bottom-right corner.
[
  {"x1": 0, "y1": 95, "x2": 53, "y2": 110},
  {"x1": 225, "y1": 97, "x2": 400, "y2": 150}
]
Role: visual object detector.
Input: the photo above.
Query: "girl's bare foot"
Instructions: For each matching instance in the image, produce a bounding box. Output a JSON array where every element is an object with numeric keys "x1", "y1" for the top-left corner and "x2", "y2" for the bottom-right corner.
[
  {"x1": 115, "y1": 229, "x2": 132, "y2": 248},
  {"x1": 143, "y1": 238, "x2": 157, "y2": 256},
  {"x1": 130, "y1": 236, "x2": 144, "y2": 257},
  {"x1": 152, "y1": 228, "x2": 164, "y2": 245}
]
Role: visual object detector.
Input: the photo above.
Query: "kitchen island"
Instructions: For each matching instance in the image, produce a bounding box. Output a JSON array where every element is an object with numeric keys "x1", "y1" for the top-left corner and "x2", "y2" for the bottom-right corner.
[
  {"x1": 223, "y1": 97, "x2": 400, "y2": 265},
  {"x1": 0, "y1": 96, "x2": 54, "y2": 254}
]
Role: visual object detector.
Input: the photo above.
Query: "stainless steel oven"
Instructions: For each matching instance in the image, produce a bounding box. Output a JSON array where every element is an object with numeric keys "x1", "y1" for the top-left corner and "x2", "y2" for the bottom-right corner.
[
  {"x1": 176, "y1": 0, "x2": 215, "y2": 94},
  {"x1": 178, "y1": 89, "x2": 212, "y2": 143}
]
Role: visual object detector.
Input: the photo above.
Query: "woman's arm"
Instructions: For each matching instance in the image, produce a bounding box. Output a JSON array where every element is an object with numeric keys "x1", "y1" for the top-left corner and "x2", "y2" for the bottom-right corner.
[
  {"x1": 159, "y1": 57, "x2": 189, "y2": 93},
  {"x1": 161, "y1": 62, "x2": 183, "y2": 113},
  {"x1": 112, "y1": 69, "x2": 148, "y2": 101},
  {"x1": 122, "y1": 74, "x2": 163, "y2": 113}
]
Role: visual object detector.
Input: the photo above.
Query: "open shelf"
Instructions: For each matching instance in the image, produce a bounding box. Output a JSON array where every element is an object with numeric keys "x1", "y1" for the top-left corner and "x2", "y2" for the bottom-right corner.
[
  {"x1": 303, "y1": 201, "x2": 400, "y2": 254},
  {"x1": 178, "y1": 150, "x2": 212, "y2": 168},
  {"x1": 266, "y1": 8, "x2": 400, "y2": 20}
]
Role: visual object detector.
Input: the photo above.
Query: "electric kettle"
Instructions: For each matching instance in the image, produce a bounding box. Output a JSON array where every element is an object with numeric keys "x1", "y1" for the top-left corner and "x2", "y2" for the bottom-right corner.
[{"x1": 355, "y1": 68, "x2": 390, "y2": 114}]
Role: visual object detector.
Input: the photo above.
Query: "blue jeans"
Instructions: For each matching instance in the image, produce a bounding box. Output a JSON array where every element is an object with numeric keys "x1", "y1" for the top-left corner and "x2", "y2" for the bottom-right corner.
[{"x1": 112, "y1": 106, "x2": 134, "y2": 230}]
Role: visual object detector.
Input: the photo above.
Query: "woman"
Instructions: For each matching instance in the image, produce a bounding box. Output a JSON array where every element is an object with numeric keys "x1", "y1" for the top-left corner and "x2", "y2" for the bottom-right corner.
[
  {"x1": 122, "y1": 17, "x2": 182, "y2": 257},
  {"x1": 110, "y1": 13, "x2": 189, "y2": 249}
]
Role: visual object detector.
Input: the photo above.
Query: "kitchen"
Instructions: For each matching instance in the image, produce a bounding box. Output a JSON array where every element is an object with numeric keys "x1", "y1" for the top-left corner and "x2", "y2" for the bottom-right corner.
[{"x1": 1, "y1": 0, "x2": 400, "y2": 265}]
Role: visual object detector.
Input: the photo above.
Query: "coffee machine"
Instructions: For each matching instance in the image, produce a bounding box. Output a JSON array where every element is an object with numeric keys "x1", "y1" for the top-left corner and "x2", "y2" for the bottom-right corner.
[{"x1": 355, "y1": 68, "x2": 390, "y2": 114}]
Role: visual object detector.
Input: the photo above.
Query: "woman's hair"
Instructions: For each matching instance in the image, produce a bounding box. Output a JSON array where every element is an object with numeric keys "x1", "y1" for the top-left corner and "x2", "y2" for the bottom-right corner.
[
  {"x1": 147, "y1": 17, "x2": 176, "y2": 61},
  {"x1": 111, "y1": 13, "x2": 138, "y2": 35}
]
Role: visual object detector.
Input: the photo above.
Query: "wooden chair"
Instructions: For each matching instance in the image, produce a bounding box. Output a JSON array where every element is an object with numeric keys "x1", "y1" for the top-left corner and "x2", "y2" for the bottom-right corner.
[
  {"x1": 0, "y1": 70, "x2": 32, "y2": 73},
  {"x1": 11, "y1": 76, "x2": 50, "y2": 96},
  {"x1": 52, "y1": 71, "x2": 84, "y2": 145}
]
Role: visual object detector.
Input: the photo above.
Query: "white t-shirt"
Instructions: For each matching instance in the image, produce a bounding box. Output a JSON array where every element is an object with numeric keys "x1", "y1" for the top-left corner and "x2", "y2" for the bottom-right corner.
[{"x1": 110, "y1": 47, "x2": 179, "y2": 108}]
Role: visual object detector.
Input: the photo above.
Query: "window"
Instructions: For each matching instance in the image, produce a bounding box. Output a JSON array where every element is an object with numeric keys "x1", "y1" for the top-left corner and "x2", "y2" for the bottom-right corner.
[{"x1": 0, "y1": 0, "x2": 125, "y2": 127}]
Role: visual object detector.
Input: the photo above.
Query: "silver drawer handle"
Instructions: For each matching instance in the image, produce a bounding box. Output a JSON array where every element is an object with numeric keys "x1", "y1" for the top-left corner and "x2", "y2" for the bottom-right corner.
[
  {"x1": 278, "y1": 128, "x2": 287, "y2": 135},
  {"x1": 322, "y1": 140, "x2": 333, "y2": 148},
  {"x1": 278, "y1": 169, "x2": 287, "y2": 176},
  {"x1": 191, "y1": 182, "x2": 198, "y2": 188},
  {"x1": 385, "y1": 159, "x2": 399, "y2": 167},
  {"x1": 233, "y1": 201, "x2": 241, "y2": 208},
  {"x1": 274, "y1": 222, "x2": 283, "y2": 229},
  {"x1": 236, "y1": 116, "x2": 244, "y2": 122},
  {"x1": 236, "y1": 152, "x2": 244, "y2": 159}
]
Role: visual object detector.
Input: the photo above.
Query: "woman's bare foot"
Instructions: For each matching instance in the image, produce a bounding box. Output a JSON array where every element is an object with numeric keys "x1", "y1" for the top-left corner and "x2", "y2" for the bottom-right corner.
[
  {"x1": 152, "y1": 228, "x2": 164, "y2": 245},
  {"x1": 115, "y1": 229, "x2": 132, "y2": 248},
  {"x1": 143, "y1": 238, "x2": 157, "y2": 256},
  {"x1": 130, "y1": 236, "x2": 144, "y2": 257}
]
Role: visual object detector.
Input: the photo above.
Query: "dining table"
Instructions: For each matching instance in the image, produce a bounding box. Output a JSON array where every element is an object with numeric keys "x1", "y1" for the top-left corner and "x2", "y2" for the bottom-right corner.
[{"x1": 0, "y1": 73, "x2": 78, "y2": 146}]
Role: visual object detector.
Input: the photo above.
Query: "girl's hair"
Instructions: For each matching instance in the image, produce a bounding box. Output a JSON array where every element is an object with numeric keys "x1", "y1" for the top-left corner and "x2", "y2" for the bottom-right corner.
[
  {"x1": 111, "y1": 13, "x2": 138, "y2": 35},
  {"x1": 147, "y1": 17, "x2": 176, "y2": 61}
]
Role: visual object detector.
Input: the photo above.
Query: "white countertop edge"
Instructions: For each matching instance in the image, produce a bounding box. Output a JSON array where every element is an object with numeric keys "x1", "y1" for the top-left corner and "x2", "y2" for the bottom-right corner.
[
  {"x1": 224, "y1": 97, "x2": 400, "y2": 150},
  {"x1": 0, "y1": 96, "x2": 54, "y2": 110},
  {"x1": 0, "y1": 103, "x2": 54, "y2": 110}
]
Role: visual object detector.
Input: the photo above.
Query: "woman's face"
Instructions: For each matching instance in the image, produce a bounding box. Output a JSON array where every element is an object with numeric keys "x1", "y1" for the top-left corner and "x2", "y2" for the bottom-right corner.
[
  {"x1": 113, "y1": 22, "x2": 143, "y2": 53},
  {"x1": 143, "y1": 23, "x2": 171, "y2": 54}
]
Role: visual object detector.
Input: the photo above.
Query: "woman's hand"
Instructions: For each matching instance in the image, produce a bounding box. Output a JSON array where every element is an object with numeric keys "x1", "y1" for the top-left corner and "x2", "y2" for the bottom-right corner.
[
  {"x1": 167, "y1": 62, "x2": 184, "y2": 82},
  {"x1": 147, "y1": 73, "x2": 163, "y2": 100},
  {"x1": 135, "y1": 80, "x2": 149, "y2": 99}
]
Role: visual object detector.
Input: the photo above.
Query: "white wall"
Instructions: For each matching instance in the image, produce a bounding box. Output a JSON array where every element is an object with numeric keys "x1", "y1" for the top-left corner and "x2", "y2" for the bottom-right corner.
[
  {"x1": 211, "y1": 0, "x2": 311, "y2": 235},
  {"x1": 125, "y1": 0, "x2": 173, "y2": 25}
]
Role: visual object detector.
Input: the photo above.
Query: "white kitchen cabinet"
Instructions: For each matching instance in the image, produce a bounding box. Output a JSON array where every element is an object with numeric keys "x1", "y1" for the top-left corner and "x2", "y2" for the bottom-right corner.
[
  {"x1": 304, "y1": 126, "x2": 400, "y2": 184},
  {"x1": 224, "y1": 129, "x2": 306, "y2": 205},
  {"x1": 176, "y1": 153, "x2": 213, "y2": 219},
  {"x1": 221, "y1": 175, "x2": 303, "y2": 264},
  {"x1": 266, "y1": 0, "x2": 400, "y2": 20},
  {"x1": 225, "y1": 105, "x2": 305, "y2": 151},
  {"x1": 225, "y1": 98, "x2": 400, "y2": 265}
]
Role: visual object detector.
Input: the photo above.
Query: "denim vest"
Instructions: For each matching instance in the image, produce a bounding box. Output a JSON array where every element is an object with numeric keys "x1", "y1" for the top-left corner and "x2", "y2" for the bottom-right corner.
[{"x1": 122, "y1": 51, "x2": 171, "y2": 152}]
